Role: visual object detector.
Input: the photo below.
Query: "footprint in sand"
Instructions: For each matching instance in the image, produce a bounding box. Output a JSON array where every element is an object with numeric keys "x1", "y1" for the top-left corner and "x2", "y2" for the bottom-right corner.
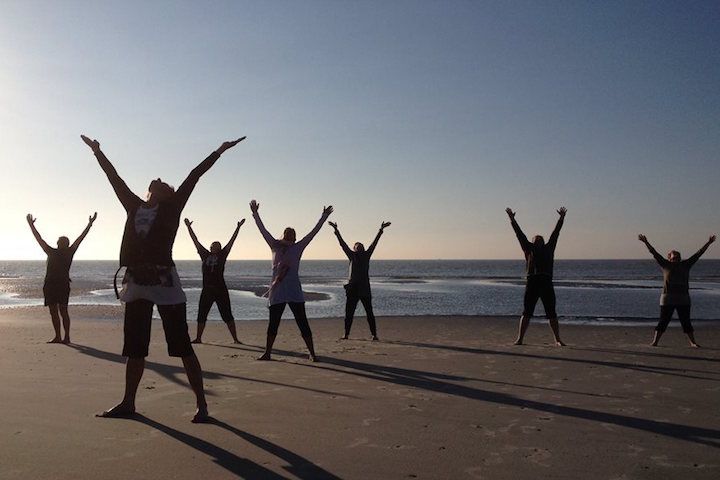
[{"x1": 362, "y1": 417, "x2": 381, "y2": 426}]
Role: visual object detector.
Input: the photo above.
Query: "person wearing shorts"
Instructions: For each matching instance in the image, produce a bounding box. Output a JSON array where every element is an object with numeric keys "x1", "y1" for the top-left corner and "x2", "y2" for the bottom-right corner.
[
  {"x1": 185, "y1": 218, "x2": 243, "y2": 344},
  {"x1": 82, "y1": 133, "x2": 244, "y2": 422},
  {"x1": 639, "y1": 233, "x2": 715, "y2": 347},
  {"x1": 27, "y1": 212, "x2": 96, "y2": 344},
  {"x1": 506, "y1": 206, "x2": 567, "y2": 346}
]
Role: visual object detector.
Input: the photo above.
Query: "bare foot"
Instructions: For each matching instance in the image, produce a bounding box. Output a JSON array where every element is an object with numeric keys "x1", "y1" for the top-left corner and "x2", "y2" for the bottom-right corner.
[
  {"x1": 62, "y1": 337, "x2": 71, "y2": 344},
  {"x1": 191, "y1": 406, "x2": 210, "y2": 423},
  {"x1": 191, "y1": 338, "x2": 202, "y2": 344},
  {"x1": 233, "y1": 339, "x2": 242, "y2": 344},
  {"x1": 256, "y1": 353, "x2": 272, "y2": 361},
  {"x1": 555, "y1": 341, "x2": 566, "y2": 347},
  {"x1": 309, "y1": 354, "x2": 318, "y2": 362},
  {"x1": 340, "y1": 335, "x2": 348, "y2": 340},
  {"x1": 690, "y1": 342, "x2": 701, "y2": 348},
  {"x1": 371, "y1": 336, "x2": 379, "y2": 342},
  {"x1": 96, "y1": 402, "x2": 136, "y2": 418},
  {"x1": 47, "y1": 337, "x2": 62, "y2": 344},
  {"x1": 513, "y1": 339, "x2": 523, "y2": 346},
  {"x1": 650, "y1": 342, "x2": 658, "y2": 347}
]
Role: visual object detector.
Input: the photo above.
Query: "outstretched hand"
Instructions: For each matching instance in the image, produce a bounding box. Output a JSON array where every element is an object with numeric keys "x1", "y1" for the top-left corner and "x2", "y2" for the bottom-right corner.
[
  {"x1": 328, "y1": 221, "x2": 338, "y2": 230},
  {"x1": 710, "y1": 235, "x2": 717, "y2": 244},
  {"x1": 557, "y1": 207, "x2": 567, "y2": 217},
  {"x1": 381, "y1": 221, "x2": 391, "y2": 230},
  {"x1": 250, "y1": 200, "x2": 260, "y2": 214},
  {"x1": 80, "y1": 135, "x2": 100, "y2": 152},
  {"x1": 323, "y1": 205, "x2": 334, "y2": 217},
  {"x1": 505, "y1": 208, "x2": 515, "y2": 220},
  {"x1": 638, "y1": 234, "x2": 648, "y2": 243},
  {"x1": 89, "y1": 212, "x2": 98, "y2": 224},
  {"x1": 238, "y1": 219, "x2": 246, "y2": 228},
  {"x1": 217, "y1": 137, "x2": 246, "y2": 154},
  {"x1": 26, "y1": 214, "x2": 36, "y2": 225},
  {"x1": 184, "y1": 218, "x2": 193, "y2": 227}
]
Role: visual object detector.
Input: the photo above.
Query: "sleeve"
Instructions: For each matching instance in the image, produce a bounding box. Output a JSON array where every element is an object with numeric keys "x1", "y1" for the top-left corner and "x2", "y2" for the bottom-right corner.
[
  {"x1": 297, "y1": 213, "x2": 327, "y2": 249},
  {"x1": 94, "y1": 150, "x2": 142, "y2": 212},
  {"x1": 510, "y1": 219, "x2": 532, "y2": 252},
  {"x1": 547, "y1": 217, "x2": 564, "y2": 250},
  {"x1": 366, "y1": 229, "x2": 383, "y2": 257},
  {"x1": 175, "y1": 150, "x2": 222, "y2": 211},
  {"x1": 253, "y1": 213, "x2": 276, "y2": 247},
  {"x1": 645, "y1": 243, "x2": 670, "y2": 267},
  {"x1": 334, "y1": 230, "x2": 354, "y2": 259}
]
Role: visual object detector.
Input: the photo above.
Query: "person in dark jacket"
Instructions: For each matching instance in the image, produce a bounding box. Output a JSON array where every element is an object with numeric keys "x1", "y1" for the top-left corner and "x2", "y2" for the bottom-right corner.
[
  {"x1": 506, "y1": 207, "x2": 566, "y2": 346},
  {"x1": 27, "y1": 212, "x2": 96, "y2": 344},
  {"x1": 184, "y1": 218, "x2": 244, "y2": 344},
  {"x1": 81, "y1": 134, "x2": 244, "y2": 422},
  {"x1": 639, "y1": 234, "x2": 715, "y2": 347},
  {"x1": 328, "y1": 221, "x2": 391, "y2": 340}
]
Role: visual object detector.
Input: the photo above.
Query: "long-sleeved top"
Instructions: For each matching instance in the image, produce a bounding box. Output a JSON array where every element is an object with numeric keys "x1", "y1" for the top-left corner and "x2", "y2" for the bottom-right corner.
[
  {"x1": 511, "y1": 217, "x2": 564, "y2": 277},
  {"x1": 254, "y1": 212, "x2": 327, "y2": 305},
  {"x1": 335, "y1": 229, "x2": 383, "y2": 297},
  {"x1": 94, "y1": 149, "x2": 220, "y2": 267},
  {"x1": 645, "y1": 243, "x2": 707, "y2": 306}
]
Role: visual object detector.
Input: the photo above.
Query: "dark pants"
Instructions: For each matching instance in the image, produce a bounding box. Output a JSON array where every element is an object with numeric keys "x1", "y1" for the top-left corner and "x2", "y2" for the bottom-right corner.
[
  {"x1": 522, "y1": 275, "x2": 557, "y2": 318},
  {"x1": 345, "y1": 295, "x2": 377, "y2": 336},
  {"x1": 122, "y1": 300, "x2": 194, "y2": 358},
  {"x1": 268, "y1": 302, "x2": 312, "y2": 337},
  {"x1": 656, "y1": 305, "x2": 693, "y2": 333},
  {"x1": 197, "y1": 286, "x2": 234, "y2": 323}
]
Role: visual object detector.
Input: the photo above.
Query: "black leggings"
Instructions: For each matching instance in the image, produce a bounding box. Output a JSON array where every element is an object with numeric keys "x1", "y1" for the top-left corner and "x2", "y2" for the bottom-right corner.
[
  {"x1": 345, "y1": 295, "x2": 377, "y2": 336},
  {"x1": 268, "y1": 302, "x2": 312, "y2": 337},
  {"x1": 656, "y1": 305, "x2": 693, "y2": 333},
  {"x1": 197, "y1": 286, "x2": 234, "y2": 323}
]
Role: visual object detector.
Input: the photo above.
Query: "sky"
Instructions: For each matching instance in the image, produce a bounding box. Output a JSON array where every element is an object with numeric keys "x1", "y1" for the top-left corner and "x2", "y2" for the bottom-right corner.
[{"x1": 0, "y1": 0, "x2": 718, "y2": 260}]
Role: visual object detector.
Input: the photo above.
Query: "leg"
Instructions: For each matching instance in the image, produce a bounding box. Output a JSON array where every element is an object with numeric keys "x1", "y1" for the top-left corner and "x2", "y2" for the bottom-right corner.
[
  {"x1": 158, "y1": 303, "x2": 208, "y2": 422},
  {"x1": 289, "y1": 302, "x2": 317, "y2": 361},
  {"x1": 541, "y1": 281, "x2": 564, "y2": 346},
  {"x1": 359, "y1": 296, "x2": 378, "y2": 340},
  {"x1": 193, "y1": 288, "x2": 213, "y2": 343},
  {"x1": 677, "y1": 305, "x2": 699, "y2": 347},
  {"x1": 98, "y1": 300, "x2": 153, "y2": 417},
  {"x1": 515, "y1": 280, "x2": 539, "y2": 345},
  {"x1": 652, "y1": 306, "x2": 673, "y2": 346},
  {"x1": 258, "y1": 303, "x2": 284, "y2": 360},
  {"x1": 58, "y1": 304, "x2": 71, "y2": 344},
  {"x1": 46, "y1": 304, "x2": 62, "y2": 343},
  {"x1": 217, "y1": 287, "x2": 240, "y2": 343},
  {"x1": 343, "y1": 294, "x2": 360, "y2": 339}
]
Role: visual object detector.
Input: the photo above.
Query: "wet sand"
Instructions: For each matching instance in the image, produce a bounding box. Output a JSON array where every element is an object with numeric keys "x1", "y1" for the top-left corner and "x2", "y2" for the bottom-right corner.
[{"x1": 1, "y1": 306, "x2": 719, "y2": 479}]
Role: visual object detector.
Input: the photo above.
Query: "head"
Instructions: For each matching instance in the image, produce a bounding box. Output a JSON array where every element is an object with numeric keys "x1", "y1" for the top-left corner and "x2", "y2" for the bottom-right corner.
[
  {"x1": 532, "y1": 235, "x2": 545, "y2": 247},
  {"x1": 667, "y1": 250, "x2": 681, "y2": 262},
  {"x1": 354, "y1": 242, "x2": 365, "y2": 252},
  {"x1": 57, "y1": 236, "x2": 70, "y2": 249},
  {"x1": 282, "y1": 227, "x2": 296, "y2": 243},
  {"x1": 147, "y1": 178, "x2": 175, "y2": 203},
  {"x1": 210, "y1": 241, "x2": 222, "y2": 254}
]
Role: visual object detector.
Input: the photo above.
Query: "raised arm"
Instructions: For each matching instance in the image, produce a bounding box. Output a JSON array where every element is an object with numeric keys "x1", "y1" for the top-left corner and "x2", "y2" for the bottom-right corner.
[
  {"x1": 547, "y1": 207, "x2": 566, "y2": 250},
  {"x1": 298, "y1": 206, "x2": 334, "y2": 248},
  {"x1": 638, "y1": 234, "x2": 668, "y2": 266},
  {"x1": 250, "y1": 200, "x2": 276, "y2": 247},
  {"x1": 506, "y1": 208, "x2": 531, "y2": 252},
  {"x1": 184, "y1": 219, "x2": 207, "y2": 255},
  {"x1": 223, "y1": 219, "x2": 245, "y2": 253},
  {"x1": 81, "y1": 135, "x2": 142, "y2": 211},
  {"x1": 71, "y1": 212, "x2": 97, "y2": 250},
  {"x1": 175, "y1": 137, "x2": 246, "y2": 210},
  {"x1": 687, "y1": 235, "x2": 716, "y2": 266},
  {"x1": 328, "y1": 221, "x2": 353, "y2": 259},
  {"x1": 26, "y1": 214, "x2": 52, "y2": 254},
  {"x1": 367, "y1": 221, "x2": 391, "y2": 256}
]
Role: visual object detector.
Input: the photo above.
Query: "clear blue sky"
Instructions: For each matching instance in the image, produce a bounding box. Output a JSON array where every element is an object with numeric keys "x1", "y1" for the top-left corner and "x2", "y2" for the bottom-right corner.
[{"x1": 1, "y1": 0, "x2": 718, "y2": 260}]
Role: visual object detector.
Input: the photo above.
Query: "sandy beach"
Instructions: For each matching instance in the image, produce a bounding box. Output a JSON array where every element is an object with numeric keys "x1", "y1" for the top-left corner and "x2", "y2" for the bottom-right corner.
[{"x1": 1, "y1": 307, "x2": 719, "y2": 479}]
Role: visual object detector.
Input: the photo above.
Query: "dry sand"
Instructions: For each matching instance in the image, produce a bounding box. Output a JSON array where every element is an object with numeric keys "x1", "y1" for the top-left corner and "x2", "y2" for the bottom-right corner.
[{"x1": 1, "y1": 306, "x2": 719, "y2": 479}]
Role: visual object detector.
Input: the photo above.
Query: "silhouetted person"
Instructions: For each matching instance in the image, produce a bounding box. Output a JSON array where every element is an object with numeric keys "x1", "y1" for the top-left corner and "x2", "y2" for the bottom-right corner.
[
  {"x1": 638, "y1": 233, "x2": 715, "y2": 348},
  {"x1": 26, "y1": 212, "x2": 96, "y2": 344},
  {"x1": 81, "y1": 134, "x2": 244, "y2": 422},
  {"x1": 184, "y1": 218, "x2": 244, "y2": 344},
  {"x1": 506, "y1": 207, "x2": 566, "y2": 346},
  {"x1": 328, "y1": 220, "x2": 391, "y2": 340},
  {"x1": 250, "y1": 199, "x2": 333, "y2": 362}
]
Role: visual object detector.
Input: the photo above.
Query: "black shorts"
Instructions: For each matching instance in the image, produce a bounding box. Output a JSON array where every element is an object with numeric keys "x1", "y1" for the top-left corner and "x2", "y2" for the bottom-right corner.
[
  {"x1": 197, "y1": 286, "x2": 234, "y2": 324},
  {"x1": 122, "y1": 300, "x2": 194, "y2": 358},
  {"x1": 522, "y1": 275, "x2": 557, "y2": 318},
  {"x1": 43, "y1": 281, "x2": 70, "y2": 306}
]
